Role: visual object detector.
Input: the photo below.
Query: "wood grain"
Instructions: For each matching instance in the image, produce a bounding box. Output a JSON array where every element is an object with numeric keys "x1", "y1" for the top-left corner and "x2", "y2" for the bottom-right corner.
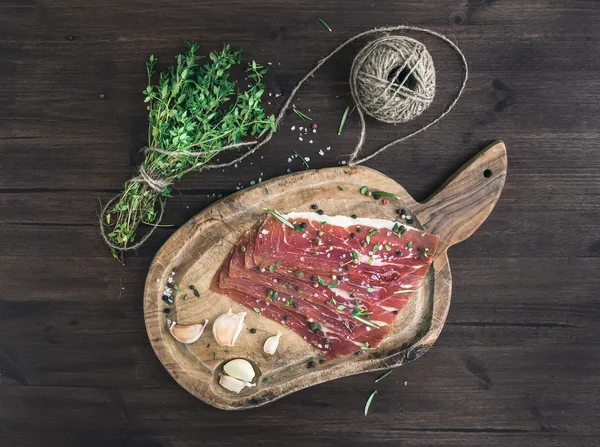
[
  {"x1": 144, "y1": 142, "x2": 506, "y2": 409},
  {"x1": 1, "y1": 0, "x2": 599, "y2": 444}
]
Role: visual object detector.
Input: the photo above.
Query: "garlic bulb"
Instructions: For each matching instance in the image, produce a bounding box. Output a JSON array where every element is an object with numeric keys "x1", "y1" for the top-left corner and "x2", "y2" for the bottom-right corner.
[
  {"x1": 169, "y1": 320, "x2": 208, "y2": 344},
  {"x1": 263, "y1": 331, "x2": 282, "y2": 355},
  {"x1": 213, "y1": 309, "x2": 246, "y2": 346},
  {"x1": 222, "y1": 358, "x2": 255, "y2": 382},
  {"x1": 219, "y1": 374, "x2": 255, "y2": 393}
]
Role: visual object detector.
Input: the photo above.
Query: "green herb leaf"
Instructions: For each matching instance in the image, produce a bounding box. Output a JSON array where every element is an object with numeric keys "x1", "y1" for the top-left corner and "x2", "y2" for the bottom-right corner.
[
  {"x1": 275, "y1": 260, "x2": 281, "y2": 267},
  {"x1": 394, "y1": 289, "x2": 417, "y2": 294},
  {"x1": 253, "y1": 307, "x2": 261, "y2": 313},
  {"x1": 392, "y1": 223, "x2": 399, "y2": 233},
  {"x1": 361, "y1": 343, "x2": 371, "y2": 351},
  {"x1": 367, "y1": 287, "x2": 376, "y2": 293},
  {"x1": 294, "y1": 150, "x2": 310, "y2": 168},
  {"x1": 384, "y1": 244, "x2": 391, "y2": 251},
  {"x1": 268, "y1": 209, "x2": 295, "y2": 229},
  {"x1": 372, "y1": 244, "x2": 379, "y2": 253},
  {"x1": 179, "y1": 293, "x2": 187, "y2": 301},
  {"x1": 173, "y1": 284, "x2": 179, "y2": 290},
  {"x1": 364, "y1": 391, "x2": 377, "y2": 416},
  {"x1": 337, "y1": 305, "x2": 347, "y2": 311},
  {"x1": 375, "y1": 369, "x2": 393, "y2": 383},
  {"x1": 353, "y1": 315, "x2": 379, "y2": 329},
  {"x1": 317, "y1": 17, "x2": 332, "y2": 32},
  {"x1": 293, "y1": 109, "x2": 312, "y2": 121},
  {"x1": 352, "y1": 250, "x2": 359, "y2": 260},
  {"x1": 328, "y1": 283, "x2": 339, "y2": 288},
  {"x1": 318, "y1": 276, "x2": 326, "y2": 286},
  {"x1": 337, "y1": 185, "x2": 344, "y2": 191},
  {"x1": 369, "y1": 229, "x2": 378, "y2": 236},
  {"x1": 269, "y1": 265, "x2": 275, "y2": 273},
  {"x1": 371, "y1": 191, "x2": 398, "y2": 199},
  {"x1": 263, "y1": 377, "x2": 269, "y2": 383},
  {"x1": 321, "y1": 221, "x2": 327, "y2": 226},
  {"x1": 213, "y1": 352, "x2": 217, "y2": 360},
  {"x1": 360, "y1": 186, "x2": 368, "y2": 195},
  {"x1": 338, "y1": 106, "x2": 349, "y2": 135},
  {"x1": 407, "y1": 241, "x2": 413, "y2": 249},
  {"x1": 366, "y1": 235, "x2": 371, "y2": 244}
]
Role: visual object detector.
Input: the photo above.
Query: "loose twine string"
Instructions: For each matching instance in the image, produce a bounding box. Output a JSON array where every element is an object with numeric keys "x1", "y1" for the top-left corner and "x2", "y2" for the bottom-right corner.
[{"x1": 100, "y1": 25, "x2": 468, "y2": 253}]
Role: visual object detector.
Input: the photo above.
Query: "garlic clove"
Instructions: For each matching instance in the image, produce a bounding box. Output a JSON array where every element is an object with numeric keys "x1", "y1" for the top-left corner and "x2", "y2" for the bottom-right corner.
[
  {"x1": 169, "y1": 320, "x2": 208, "y2": 344},
  {"x1": 263, "y1": 331, "x2": 282, "y2": 355},
  {"x1": 223, "y1": 358, "x2": 256, "y2": 382},
  {"x1": 219, "y1": 374, "x2": 255, "y2": 393},
  {"x1": 213, "y1": 309, "x2": 246, "y2": 346}
]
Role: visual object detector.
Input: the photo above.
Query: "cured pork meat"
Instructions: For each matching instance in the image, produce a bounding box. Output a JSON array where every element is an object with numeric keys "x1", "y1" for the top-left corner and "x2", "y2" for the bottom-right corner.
[{"x1": 211, "y1": 211, "x2": 439, "y2": 359}]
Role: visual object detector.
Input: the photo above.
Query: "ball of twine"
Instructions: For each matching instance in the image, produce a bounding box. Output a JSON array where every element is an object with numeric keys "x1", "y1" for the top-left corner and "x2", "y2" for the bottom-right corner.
[{"x1": 350, "y1": 36, "x2": 436, "y2": 124}]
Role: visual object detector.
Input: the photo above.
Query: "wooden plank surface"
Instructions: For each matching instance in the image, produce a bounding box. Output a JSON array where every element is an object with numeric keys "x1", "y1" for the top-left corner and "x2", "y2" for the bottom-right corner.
[{"x1": 1, "y1": 0, "x2": 599, "y2": 445}]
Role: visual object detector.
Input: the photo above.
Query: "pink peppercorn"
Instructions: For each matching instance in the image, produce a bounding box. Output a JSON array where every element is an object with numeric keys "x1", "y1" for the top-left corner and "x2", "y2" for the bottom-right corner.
[
  {"x1": 312, "y1": 123, "x2": 318, "y2": 129},
  {"x1": 382, "y1": 198, "x2": 390, "y2": 206}
]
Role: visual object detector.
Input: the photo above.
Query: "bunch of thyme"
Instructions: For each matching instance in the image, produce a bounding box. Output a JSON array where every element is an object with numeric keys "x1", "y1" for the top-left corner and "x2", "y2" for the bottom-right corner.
[{"x1": 101, "y1": 42, "x2": 275, "y2": 261}]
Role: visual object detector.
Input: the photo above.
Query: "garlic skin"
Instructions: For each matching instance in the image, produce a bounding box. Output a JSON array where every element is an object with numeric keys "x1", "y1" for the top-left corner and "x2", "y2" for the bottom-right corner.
[
  {"x1": 263, "y1": 331, "x2": 282, "y2": 355},
  {"x1": 223, "y1": 358, "x2": 256, "y2": 382},
  {"x1": 169, "y1": 320, "x2": 208, "y2": 344},
  {"x1": 213, "y1": 309, "x2": 246, "y2": 346},
  {"x1": 219, "y1": 374, "x2": 255, "y2": 393}
]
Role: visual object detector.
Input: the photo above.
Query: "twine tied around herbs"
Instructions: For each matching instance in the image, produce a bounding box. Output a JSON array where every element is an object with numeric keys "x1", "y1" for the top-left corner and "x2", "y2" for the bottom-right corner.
[{"x1": 100, "y1": 25, "x2": 468, "y2": 257}]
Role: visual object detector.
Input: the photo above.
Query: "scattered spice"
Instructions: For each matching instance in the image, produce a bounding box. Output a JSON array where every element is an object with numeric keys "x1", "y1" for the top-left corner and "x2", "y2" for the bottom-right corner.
[
  {"x1": 307, "y1": 360, "x2": 316, "y2": 369},
  {"x1": 337, "y1": 185, "x2": 344, "y2": 191},
  {"x1": 351, "y1": 214, "x2": 357, "y2": 219},
  {"x1": 268, "y1": 209, "x2": 295, "y2": 229},
  {"x1": 317, "y1": 209, "x2": 324, "y2": 215},
  {"x1": 250, "y1": 328, "x2": 257, "y2": 334},
  {"x1": 382, "y1": 198, "x2": 390, "y2": 206},
  {"x1": 360, "y1": 186, "x2": 369, "y2": 195},
  {"x1": 179, "y1": 293, "x2": 187, "y2": 300},
  {"x1": 163, "y1": 308, "x2": 170, "y2": 314},
  {"x1": 371, "y1": 191, "x2": 399, "y2": 199},
  {"x1": 311, "y1": 204, "x2": 319, "y2": 210},
  {"x1": 262, "y1": 377, "x2": 269, "y2": 383},
  {"x1": 173, "y1": 284, "x2": 179, "y2": 290},
  {"x1": 407, "y1": 241, "x2": 413, "y2": 249},
  {"x1": 253, "y1": 307, "x2": 261, "y2": 313},
  {"x1": 240, "y1": 246, "x2": 247, "y2": 253}
]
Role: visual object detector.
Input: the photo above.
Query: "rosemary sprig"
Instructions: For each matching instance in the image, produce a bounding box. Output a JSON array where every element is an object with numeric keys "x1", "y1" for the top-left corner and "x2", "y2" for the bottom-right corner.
[
  {"x1": 364, "y1": 390, "x2": 377, "y2": 416},
  {"x1": 267, "y1": 209, "x2": 295, "y2": 229},
  {"x1": 338, "y1": 106, "x2": 349, "y2": 135},
  {"x1": 375, "y1": 370, "x2": 393, "y2": 383},
  {"x1": 101, "y1": 43, "x2": 275, "y2": 260},
  {"x1": 371, "y1": 191, "x2": 399, "y2": 199},
  {"x1": 394, "y1": 289, "x2": 417, "y2": 294},
  {"x1": 294, "y1": 151, "x2": 310, "y2": 168},
  {"x1": 293, "y1": 109, "x2": 312, "y2": 121},
  {"x1": 318, "y1": 18, "x2": 332, "y2": 32}
]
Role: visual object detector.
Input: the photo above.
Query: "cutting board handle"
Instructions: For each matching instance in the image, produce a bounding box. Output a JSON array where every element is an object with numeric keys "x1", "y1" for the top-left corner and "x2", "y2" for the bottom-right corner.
[{"x1": 414, "y1": 140, "x2": 507, "y2": 253}]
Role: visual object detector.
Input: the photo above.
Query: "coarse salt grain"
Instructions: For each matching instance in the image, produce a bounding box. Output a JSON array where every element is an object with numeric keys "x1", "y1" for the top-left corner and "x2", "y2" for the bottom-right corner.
[
  {"x1": 305, "y1": 157, "x2": 311, "y2": 162},
  {"x1": 341, "y1": 160, "x2": 347, "y2": 165},
  {"x1": 299, "y1": 137, "x2": 303, "y2": 141},
  {"x1": 250, "y1": 180, "x2": 255, "y2": 185},
  {"x1": 288, "y1": 157, "x2": 292, "y2": 162},
  {"x1": 309, "y1": 140, "x2": 313, "y2": 144},
  {"x1": 291, "y1": 126, "x2": 296, "y2": 131},
  {"x1": 286, "y1": 168, "x2": 291, "y2": 173},
  {"x1": 319, "y1": 149, "x2": 324, "y2": 156},
  {"x1": 326, "y1": 146, "x2": 331, "y2": 151}
]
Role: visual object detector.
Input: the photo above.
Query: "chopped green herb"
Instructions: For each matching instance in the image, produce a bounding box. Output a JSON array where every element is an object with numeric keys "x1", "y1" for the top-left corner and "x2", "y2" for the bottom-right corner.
[
  {"x1": 394, "y1": 289, "x2": 417, "y2": 294},
  {"x1": 337, "y1": 305, "x2": 347, "y2": 311},
  {"x1": 371, "y1": 191, "x2": 398, "y2": 199},
  {"x1": 294, "y1": 225, "x2": 304, "y2": 232},
  {"x1": 392, "y1": 223, "x2": 399, "y2": 233},
  {"x1": 321, "y1": 221, "x2": 327, "y2": 226},
  {"x1": 400, "y1": 226, "x2": 407, "y2": 236},
  {"x1": 318, "y1": 276, "x2": 326, "y2": 286},
  {"x1": 375, "y1": 370, "x2": 393, "y2": 383},
  {"x1": 275, "y1": 260, "x2": 281, "y2": 267},
  {"x1": 206, "y1": 343, "x2": 210, "y2": 348},
  {"x1": 423, "y1": 248, "x2": 431, "y2": 257},
  {"x1": 352, "y1": 250, "x2": 359, "y2": 260},
  {"x1": 173, "y1": 284, "x2": 179, "y2": 290},
  {"x1": 384, "y1": 244, "x2": 391, "y2": 251},
  {"x1": 327, "y1": 297, "x2": 337, "y2": 305},
  {"x1": 369, "y1": 229, "x2": 378, "y2": 236},
  {"x1": 318, "y1": 17, "x2": 332, "y2": 32},
  {"x1": 364, "y1": 391, "x2": 377, "y2": 416},
  {"x1": 367, "y1": 257, "x2": 374, "y2": 265},
  {"x1": 338, "y1": 106, "x2": 349, "y2": 135},
  {"x1": 192, "y1": 288, "x2": 200, "y2": 297},
  {"x1": 268, "y1": 209, "x2": 295, "y2": 229},
  {"x1": 337, "y1": 185, "x2": 344, "y2": 191},
  {"x1": 328, "y1": 283, "x2": 339, "y2": 288},
  {"x1": 272, "y1": 291, "x2": 279, "y2": 300},
  {"x1": 407, "y1": 241, "x2": 413, "y2": 249},
  {"x1": 366, "y1": 235, "x2": 371, "y2": 244},
  {"x1": 269, "y1": 264, "x2": 275, "y2": 273},
  {"x1": 267, "y1": 289, "x2": 273, "y2": 299},
  {"x1": 179, "y1": 293, "x2": 187, "y2": 301},
  {"x1": 253, "y1": 307, "x2": 261, "y2": 313},
  {"x1": 284, "y1": 298, "x2": 292, "y2": 307},
  {"x1": 373, "y1": 244, "x2": 379, "y2": 253},
  {"x1": 263, "y1": 377, "x2": 269, "y2": 383},
  {"x1": 367, "y1": 287, "x2": 376, "y2": 293},
  {"x1": 223, "y1": 278, "x2": 227, "y2": 284},
  {"x1": 293, "y1": 109, "x2": 312, "y2": 121},
  {"x1": 294, "y1": 150, "x2": 310, "y2": 168},
  {"x1": 360, "y1": 186, "x2": 369, "y2": 195},
  {"x1": 353, "y1": 315, "x2": 379, "y2": 329},
  {"x1": 361, "y1": 343, "x2": 371, "y2": 351},
  {"x1": 213, "y1": 352, "x2": 217, "y2": 360}
]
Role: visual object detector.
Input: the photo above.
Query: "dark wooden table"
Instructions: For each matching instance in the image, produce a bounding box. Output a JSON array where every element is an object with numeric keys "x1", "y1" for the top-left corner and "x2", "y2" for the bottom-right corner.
[{"x1": 1, "y1": 1, "x2": 599, "y2": 445}]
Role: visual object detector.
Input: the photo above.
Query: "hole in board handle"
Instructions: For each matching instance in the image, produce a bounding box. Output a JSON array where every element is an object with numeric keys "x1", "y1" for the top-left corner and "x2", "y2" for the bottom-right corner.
[{"x1": 483, "y1": 169, "x2": 493, "y2": 178}]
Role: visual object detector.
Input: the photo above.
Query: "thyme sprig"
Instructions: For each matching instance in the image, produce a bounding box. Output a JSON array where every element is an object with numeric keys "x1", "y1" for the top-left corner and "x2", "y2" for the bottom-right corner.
[{"x1": 101, "y1": 42, "x2": 275, "y2": 260}]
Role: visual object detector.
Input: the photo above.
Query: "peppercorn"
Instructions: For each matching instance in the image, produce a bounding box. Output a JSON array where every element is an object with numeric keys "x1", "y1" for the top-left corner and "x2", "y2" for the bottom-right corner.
[
  {"x1": 312, "y1": 238, "x2": 319, "y2": 245},
  {"x1": 311, "y1": 275, "x2": 317, "y2": 282},
  {"x1": 307, "y1": 360, "x2": 316, "y2": 369},
  {"x1": 393, "y1": 310, "x2": 399, "y2": 315},
  {"x1": 300, "y1": 222, "x2": 307, "y2": 229},
  {"x1": 356, "y1": 227, "x2": 362, "y2": 233},
  {"x1": 351, "y1": 214, "x2": 357, "y2": 219},
  {"x1": 396, "y1": 250, "x2": 402, "y2": 256},
  {"x1": 163, "y1": 308, "x2": 170, "y2": 314},
  {"x1": 350, "y1": 232, "x2": 356, "y2": 238},
  {"x1": 373, "y1": 193, "x2": 381, "y2": 200},
  {"x1": 311, "y1": 204, "x2": 318, "y2": 210},
  {"x1": 344, "y1": 265, "x2": 350, "y2": 271},
  {"x1": 317, "y1": 209, "x2": 324, "y2": 215},
  {"x1": 250, "y1": 328, "x2": 257, "y2": 334}
]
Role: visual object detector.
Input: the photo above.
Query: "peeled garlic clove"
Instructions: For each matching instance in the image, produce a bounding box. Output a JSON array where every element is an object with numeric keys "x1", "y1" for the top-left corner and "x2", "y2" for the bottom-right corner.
[
  {"x1": 169, "y1": 320, "x2": 208, "y2": 344},
  {"x1": 223, "y1": 358, "x2": 255, "y2": 382},
  {"x1": 219, "y1": 374, "x2": 255, "y2": 393},
  {"x1": 213, "y1": 309, "x2": 246, "y2": 346},
  {"x1": 263, "y1": 331, "x2": 282, "y2": 355}
]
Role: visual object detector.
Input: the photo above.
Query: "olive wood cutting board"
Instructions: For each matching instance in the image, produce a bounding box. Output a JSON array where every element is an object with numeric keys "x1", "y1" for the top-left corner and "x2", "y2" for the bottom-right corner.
[{"x1": 144, "y1": 140, "x2": 508, "y2": 410}]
